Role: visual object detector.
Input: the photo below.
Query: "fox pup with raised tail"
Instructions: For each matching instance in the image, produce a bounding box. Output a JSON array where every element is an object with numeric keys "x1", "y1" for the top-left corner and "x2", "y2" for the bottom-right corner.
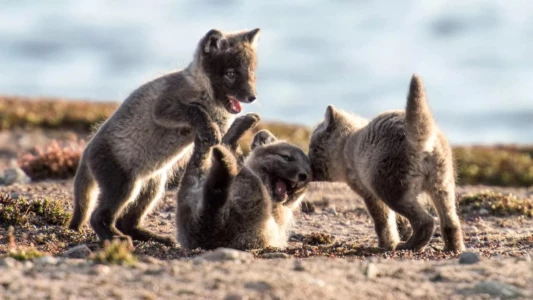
[
  {"x1": 68, "y1": 28, "x2": 262, "y2": 246},
  {"x1": 308, "y1": 74, "x2": 465, "y2": 253},
  {"x1": 177, "y1": 113, "x2": 311, "y2": 250}
]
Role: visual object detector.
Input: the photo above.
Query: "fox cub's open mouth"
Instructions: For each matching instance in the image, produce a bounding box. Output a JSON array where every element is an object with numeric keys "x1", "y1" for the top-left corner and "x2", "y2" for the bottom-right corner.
[
  {"x1": 226, "y1": 95, "x2": 243, "y2": 114},
  {"x1": 272, "y1": 177, "x2": 305, "y2": 202}
]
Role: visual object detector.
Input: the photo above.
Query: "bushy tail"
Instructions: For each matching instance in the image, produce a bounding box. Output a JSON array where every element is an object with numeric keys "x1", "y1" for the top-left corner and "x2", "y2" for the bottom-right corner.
[
  {"x1": 68, "y1": 154, "x2": 97, "y2": 230},
  {"x1": 405, "y1": 74, "x2": 435, "y2": 151}
]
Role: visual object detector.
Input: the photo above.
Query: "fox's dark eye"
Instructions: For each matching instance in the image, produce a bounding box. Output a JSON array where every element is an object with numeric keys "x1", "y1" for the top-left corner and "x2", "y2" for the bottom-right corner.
[
  {"x1": 279, "y1": 154, "x2": 291, "y2": 161},
  {"x1": 225, "y1": 71, "x2": 236, "y2": 78}
]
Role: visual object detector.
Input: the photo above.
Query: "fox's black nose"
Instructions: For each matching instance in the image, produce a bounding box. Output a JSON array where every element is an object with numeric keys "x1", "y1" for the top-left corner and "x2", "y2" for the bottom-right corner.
[
  {"x1": 298, "y1": 173, "x2": 308, "y2": 182},
  {"x1": 247, "y1": 96, "x2": 256, "y2": 103}
]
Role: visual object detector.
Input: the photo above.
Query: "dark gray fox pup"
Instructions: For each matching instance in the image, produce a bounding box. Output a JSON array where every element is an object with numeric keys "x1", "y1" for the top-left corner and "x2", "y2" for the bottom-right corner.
[
  {"x1": 177, "y1": 113, "x2": 311, "y2": 250},
  {"x1": 308, "y1": 74, "x2": 465, "y2": 252},
  {"x1": 68, "y1": 28, "x2": 262, "y2": 246}
]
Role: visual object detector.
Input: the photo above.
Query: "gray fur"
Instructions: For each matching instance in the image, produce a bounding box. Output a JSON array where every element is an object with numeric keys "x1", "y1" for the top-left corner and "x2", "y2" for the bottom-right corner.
[
  {"x1": 309, "y1": 74, "x2": 465, "y2": 252},
  {"x1": 68, "y1": 28, "x2": 262, "y2": 246},
  {"x1": 177, "y1": 114, "x2": 311, "y2": 250}
]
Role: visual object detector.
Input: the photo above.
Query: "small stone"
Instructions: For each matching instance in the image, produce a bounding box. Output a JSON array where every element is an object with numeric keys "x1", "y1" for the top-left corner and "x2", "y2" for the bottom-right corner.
[
  {"x1": 261, "y1": 252, "x2": 289, "y2": 259},
  {"x1": 0, "y1": 257, "x2": 18, "y2": 268},
  {"x1": 364, "y1": 263, "x2": 379, "y2": 279},
  {"x1": 0, "y1": 168, "x2": 31, "y2": 186},
  {"x1": 224, "y1": 293, "x2": 245, "y2": 300},
  {"x1": 327, "y1": 207, "x2": 337, "y2": 216},
  {"x1": 200, "y1": 248, "x2": 253, "y2": 262},
  {"x1": 294, "y1": 260, "x2": 305, "y2": 271},
  {"x1": 22, "y1": 261, "x2": 34, "y2": 269},
  {"x1": 90, "y1": 264, "x2": 111, "y2": 275},
  {"x1": 35, "y1": 256, "x2": 58, "y2": 265},
  {"x1": 192, "y1": 257, "x2": 207, "y2": 265},
  {"x1": 478, "y1": 208, "x2": 489, "y2": 216},
  {"x1": 471, "y1": 281, "x2": 524, "y2": 299},
  {"x1": 244, "y1": 281, "x2": 273, "y2": 291},
  {"x1": 139, "y1": 256, "x2": 162, "y2": 265},
  {"x1": 459, "y1": 251, "x2": 481, "y2": 265},
  {"x1": 63, "y1": 245, "x2": 92, "y2": 259}
]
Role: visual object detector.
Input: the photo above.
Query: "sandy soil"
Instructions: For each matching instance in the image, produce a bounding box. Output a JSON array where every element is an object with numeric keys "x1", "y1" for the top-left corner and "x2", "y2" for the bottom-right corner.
[{"x1": 0, "y1": 130, "x2": 532, "y2": 299}]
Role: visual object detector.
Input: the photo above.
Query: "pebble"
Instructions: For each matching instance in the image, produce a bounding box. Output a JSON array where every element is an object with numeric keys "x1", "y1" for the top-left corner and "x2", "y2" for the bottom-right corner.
[
  {"x1": 294, "y1": 260, "x2": 305, "y2": 271},
  {"x1": 192, "y1": 257, "x2": 207, "y2": 265},
  {"x1": 459, "y1": 251, "x2": 481, "y2": 265},
  {"x1": 22, "y1": 261, "x2": 34, "y2": 269},
  {"x1": 327, "y1": 207, "x2": 337, "y2": 216},
  {"x1": 35, "y1": 256, "x2": 59, "y2": 265},
  {"x1": 63, "y1": 245, "x2": 92, "y2": 259},
  {"x1": 0, "y1": 257, "x2": 18, "y2": 268},
  {"x1": 478, "y1": 208, "x2": 489, "y2": 216},
  {"x1": 224, "y1": 293, "x2": 246, "y2": 300},
  {"x1": 0, "y1": 167, "x2": 31, "y2": 186},
  {"x1": 200, "y1": 248, "x2": 253, "y2": 262},
  {"x1": 364, "y1": 263, "x2": 379, "y2": 279},
  {"x1": 471, "y1": 280, "x2": 524, "y2": 299},
  {"x1": 261, "y1": 252, "x2": 289, "y2": 259},
  {"x1": 90, "y1": 264, "x2": 111, "y2": 275}
]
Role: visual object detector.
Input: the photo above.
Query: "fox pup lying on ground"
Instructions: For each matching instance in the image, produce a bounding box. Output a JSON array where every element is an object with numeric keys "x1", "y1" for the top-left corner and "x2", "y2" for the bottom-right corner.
[
  {"x1": 309, "y1": 74, "x2": 465, "y2": 252},
  {"x1": 68, "y1": 28, "x2": 261, "y2": 246},
  {"x1": 177, "y1": 113, "x2": 311, "y2": 250}
]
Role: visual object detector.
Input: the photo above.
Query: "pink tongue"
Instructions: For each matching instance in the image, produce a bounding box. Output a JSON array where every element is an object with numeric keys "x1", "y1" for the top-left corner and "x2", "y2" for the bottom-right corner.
[
  {"x1": 230, "y1": 98, "x2": 242, "y2": 113},
  {"x1": 275, "y1": 180, "x2": 287, "y2": 198}
]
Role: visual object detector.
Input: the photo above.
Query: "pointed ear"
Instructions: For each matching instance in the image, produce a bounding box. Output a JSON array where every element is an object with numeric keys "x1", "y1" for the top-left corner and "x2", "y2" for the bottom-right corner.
[
  {"x1": 323, "y1": 105, "x2": 339, "y2": 129},
  {"x1": 244, "y1": 28, "x2": 261, "y2": 47},
  {"x1": 251, "y1": 130, "x2": 277, "y2": 150},
  {"x1": 203, "y1": 29, "x2": 228, "y2": 54}
]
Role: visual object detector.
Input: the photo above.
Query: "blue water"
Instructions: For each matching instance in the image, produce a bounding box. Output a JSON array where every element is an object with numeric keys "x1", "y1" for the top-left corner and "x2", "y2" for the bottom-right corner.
[{"x1": 0, "y1": 0, "x2": 532, "y2": 145}]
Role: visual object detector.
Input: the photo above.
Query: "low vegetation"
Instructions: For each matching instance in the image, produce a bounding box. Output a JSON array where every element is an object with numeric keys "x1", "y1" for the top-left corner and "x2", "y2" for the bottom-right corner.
[
  {"x1": 0, "y1": 193, "x2": 71, "y2": 227},
  {"x1": 454, "y1": 146, "x2": 533, "y2": 187},
  {"x1": 0, "y1": 95, "x2": 117, "y2": 131},
  {"x1": 302, "y1": 232, "x2": 335, "y2": 245},
  {"x1": 2, "y1": 96, "x2": 533, "y2": 187},
  {"x1": 2, "y1": 226, "x2": 47, "y2": 261},
  {"x1": 90, "y1": 239, "x2": 137, "y2": 265},
  {"x1": 459, "y1": 190, "x2": 533, "y2": 218},
  {"x1": 18, "y1": 139, "x2": 85, "y2": 181}
]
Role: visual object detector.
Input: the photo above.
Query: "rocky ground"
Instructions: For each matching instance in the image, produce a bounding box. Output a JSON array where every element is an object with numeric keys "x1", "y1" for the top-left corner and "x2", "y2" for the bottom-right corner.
[
  {"x1": 0, "y1": 129, "x2": 532, "y2": 299},
  {"x1": 0, "y1": 181, "x2": 532, "y2": 299}
]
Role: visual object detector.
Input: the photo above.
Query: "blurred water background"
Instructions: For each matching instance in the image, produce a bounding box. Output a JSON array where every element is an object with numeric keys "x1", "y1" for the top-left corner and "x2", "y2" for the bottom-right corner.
[{"x1": 0, "y1": 0, "x2": 532, "y2": 145}]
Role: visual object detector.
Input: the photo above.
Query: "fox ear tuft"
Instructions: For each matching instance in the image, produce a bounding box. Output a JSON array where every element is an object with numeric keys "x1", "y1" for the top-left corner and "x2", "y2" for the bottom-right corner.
[
  {"x1": 251, "y1": 130, "x2": 277, "y2": 150},
  {"x1": 323, "y1": 105, "x2": 339, "y2": 129},
  {"x1": 244, "y1": 28, "x2": 261, "y2": 47},
  {"x1": 203, "y1": 29, "x2": 228, "y2": 54}
]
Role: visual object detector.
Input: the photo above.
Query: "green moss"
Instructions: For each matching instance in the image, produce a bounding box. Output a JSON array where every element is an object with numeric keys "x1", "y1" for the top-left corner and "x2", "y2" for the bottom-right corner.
[
  {"x1": 303, "y1": 232, "x2": 335, "y2": 245},
  {"x1": 0, "y1": 194, "x2": 71, "y2": 227},
  {"x1": 459, "y1": 191, "x2": 533, "y2": 217},
  {"x1": 90, "y1": 239, "x2": 137, "y2": 265},
  {"x1": 7, "y1": 246, "x2": 45, "y2": 261}
]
